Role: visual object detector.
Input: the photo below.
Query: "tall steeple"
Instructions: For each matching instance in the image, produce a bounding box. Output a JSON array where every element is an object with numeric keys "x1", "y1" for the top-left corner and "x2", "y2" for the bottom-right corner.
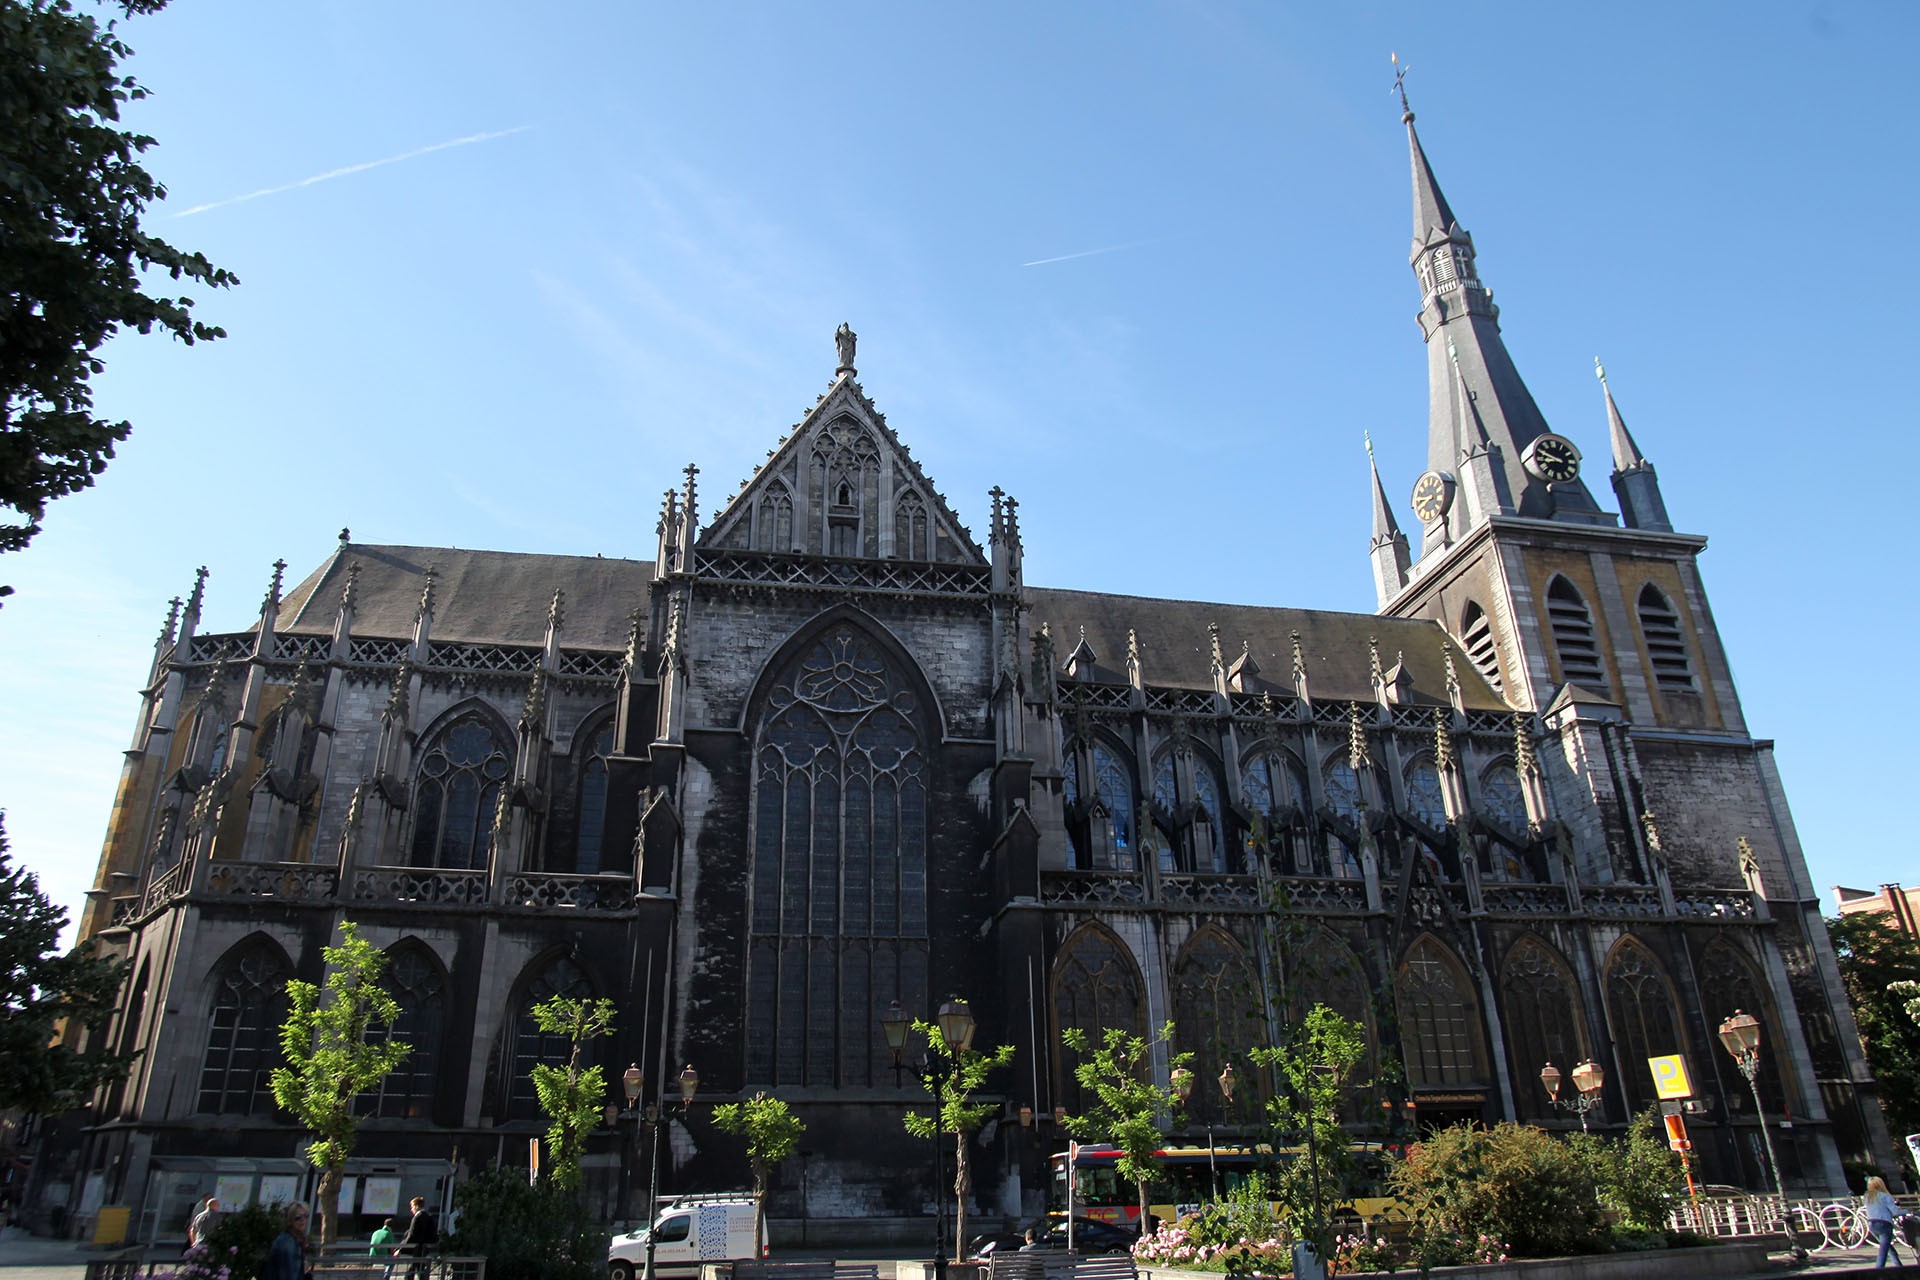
[
  {"x1": 1399, "y1": 65, "x2": 1609, "y2": 541},
  {"x1": 1598, "y1": 358, "x2": 1672, "y2": 532}
]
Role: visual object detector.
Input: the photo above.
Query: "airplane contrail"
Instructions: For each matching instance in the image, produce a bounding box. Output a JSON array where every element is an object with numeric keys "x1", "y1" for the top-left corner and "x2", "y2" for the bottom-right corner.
[
  {"x1": 172, "y1": 126, "x2": 533, "y2": 218},
  {"x1": 1021, "y1": 238, "x2": 1161, "y2": 268}
]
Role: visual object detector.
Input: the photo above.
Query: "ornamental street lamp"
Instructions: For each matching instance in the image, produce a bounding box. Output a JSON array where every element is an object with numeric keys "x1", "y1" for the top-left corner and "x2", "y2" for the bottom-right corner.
[
  {"x1": 1540, "y1": 1059, "x2": 1605, "y2": 1132},
  {"x1": 882, "y1": 997, "x2": 977, "y2": 1280},
  {"x1": 641, "y1": 1064, "x2": 701, "y2": 1280},
  {"x1": 620, "y1": 1064, "x2": 644, "y2": 1229},
  {"x1": 1209, "y1": 1065, "x2": 1237, "y2": 1200},
  {"x1": 1717, "y1": 1010, "x2": 1794, "y2": 1216}
]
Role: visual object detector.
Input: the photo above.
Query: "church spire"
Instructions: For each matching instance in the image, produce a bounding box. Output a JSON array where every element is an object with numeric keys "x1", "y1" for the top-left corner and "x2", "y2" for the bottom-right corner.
[
  {"x1": 1367, "y1": 432, "x2": 1410, "y2": 606},
  {"x1": 1598, "y1": 358, "x2": 1672, "y2": 531},
  {"x1": 1399, "y1": 62, "x2": 1609, "y2": 538}
]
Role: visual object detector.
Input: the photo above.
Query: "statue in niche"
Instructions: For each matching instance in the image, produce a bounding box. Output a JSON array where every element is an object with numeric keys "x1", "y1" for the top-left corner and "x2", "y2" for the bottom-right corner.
[{"x1": 835, "y1": 322, "x2": 857, "y2": 372}]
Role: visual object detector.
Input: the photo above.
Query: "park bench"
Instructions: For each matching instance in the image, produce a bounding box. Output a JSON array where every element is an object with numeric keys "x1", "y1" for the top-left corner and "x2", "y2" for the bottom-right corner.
[
  {"x1": 989, "y1": 1252, "x2": 1138, "y2": 1280},
  {"x1": 732, "y1": 1262, "x2": 881, "y2": 1280}
]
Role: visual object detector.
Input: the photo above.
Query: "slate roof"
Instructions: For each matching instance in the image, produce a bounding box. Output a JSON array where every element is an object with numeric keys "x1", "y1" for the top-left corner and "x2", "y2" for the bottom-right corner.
[
  {"x1": 254, "y1": 545, "x2": 1503, "y2": 711},
  {"x1": 1026, "y1": 586, "x2": 1506, "y2": 710},
  {"x1": 274, "y1": 544, "x2": 654, "y2": 648}
]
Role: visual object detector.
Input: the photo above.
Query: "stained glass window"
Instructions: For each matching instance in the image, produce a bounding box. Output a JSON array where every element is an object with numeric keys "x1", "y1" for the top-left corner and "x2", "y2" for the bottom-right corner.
[
  {"x1": 1501, "y1": 938, "x2": 1586, "y2": 1122},
  {"x1": 409, "y1": 715, "x2": 512, "y2": 869},
  {"x1": 1053, "y1": 926, "x2": 1144, "y2": 1113},
  {"x1": 1404, "y1": 760, "x2": 1447, "y2": 830},
  {"x1": 1173, "y1": 929, "x2": 1262, "y2": 1123},
  {"x1": 748, "y1": 625, "x2": 929, "y2": 1087},
  {"x1": 1396, "y1": 937, "x2": 1483, "y2": 1086},
  {"x1": 1605, "y1": 938, "x2": 1683, "y2": 1115},
  {"x1": 1479, "y1": 764, "x2": 1527, "y2": 832},
  {"x1": 367, "y1": 947, "x2": 446, "y2": 1120},
  {"x1": 507, "y1": 955, "x2": 593, "y2": 1118},
  {"x1": 1091, "y1": 743, "x2": 1135, "y2": 871},
  {"x1": 574, "y1": 720, "x2": 614, "y2": 875},
  {"x1": 197, "y1": 941, "x2": 288, "y2": 1115},
  {"x1": 1697, "y1": 941, "x2": 1786, "y2": 1114},
  {"x1": 1323, "y1": 757, "x2": 1363, "y2": 878}
]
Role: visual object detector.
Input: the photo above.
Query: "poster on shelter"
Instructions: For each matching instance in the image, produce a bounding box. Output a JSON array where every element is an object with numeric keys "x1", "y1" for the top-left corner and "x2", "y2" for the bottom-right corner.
[
  {"x1": 215, "y1": 1175, "x2": 253, "y2": 1207},
  {"x1": 258, "y1": 1175, "x2": 300, "y2": 1207},
  {"x1": 338, "y1": 1177, "x2": 358, "y2": 1215},
  {"x1": 362, "y1": 1177, "x2": 402, "y2": 1217}
]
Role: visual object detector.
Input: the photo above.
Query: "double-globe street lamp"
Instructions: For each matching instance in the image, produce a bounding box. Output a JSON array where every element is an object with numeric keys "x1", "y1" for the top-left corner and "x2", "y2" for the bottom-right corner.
[
  {"x1": 636, "y1": 1063, "x2": 701, "y2": 1280},
  {"x1": 1539, "y1": 1059, "x2": 1606, "y2": 1133},
  {"x1": 1169, "y1": 1062, "x2": 1240, "y2": 1201},
  {"x1": 1716, "y1": 1011, "x2": 1791, "y2": 1201},
  {"x1": 881, "y1": 997, "x2": 976, "y2": 1280}
]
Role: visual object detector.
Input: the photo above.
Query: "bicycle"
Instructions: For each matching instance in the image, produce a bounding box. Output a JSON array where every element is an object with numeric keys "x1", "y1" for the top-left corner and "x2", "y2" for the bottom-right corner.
[{"x1": 1819, "y1": 1199, "x2": 1868, "y2": 1250}]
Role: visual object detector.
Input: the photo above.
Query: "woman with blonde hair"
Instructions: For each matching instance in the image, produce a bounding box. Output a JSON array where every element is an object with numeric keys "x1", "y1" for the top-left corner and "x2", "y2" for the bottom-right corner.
[{"x1": 1864, "y1": 1175, "x2": 1903, "y2": 1268}]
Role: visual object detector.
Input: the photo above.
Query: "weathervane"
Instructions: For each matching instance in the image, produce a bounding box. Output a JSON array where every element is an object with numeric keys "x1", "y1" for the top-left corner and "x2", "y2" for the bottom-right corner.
[{"x1": 1391, "y1": 52, "x2": 1413, "y2": 120}]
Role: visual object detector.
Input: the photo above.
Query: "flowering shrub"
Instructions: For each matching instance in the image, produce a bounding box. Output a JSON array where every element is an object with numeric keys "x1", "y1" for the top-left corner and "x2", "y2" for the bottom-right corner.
[
  {"x1": 154, "y1": 1242, "x2": 235, "y2": 1280},
  {"x1": 1331, "y1": 1230, "x2": 1399, "y2": 1274},
  {"x1": 1133, "y1": 1214, "x2": 1295, "y2": 1274},
  {"x1": 1408, "y1": 1231, "x2": 1509, "y2": 1269}
]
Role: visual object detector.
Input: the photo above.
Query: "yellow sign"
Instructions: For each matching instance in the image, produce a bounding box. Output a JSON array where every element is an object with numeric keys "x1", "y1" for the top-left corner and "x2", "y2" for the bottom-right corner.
[
  {"x1": 92, "y1": 1206, "x2": 130, "y2": 1245},
  {"x1": 1649, "y1": 1053, "x2": 1693, "y2": 1100}
]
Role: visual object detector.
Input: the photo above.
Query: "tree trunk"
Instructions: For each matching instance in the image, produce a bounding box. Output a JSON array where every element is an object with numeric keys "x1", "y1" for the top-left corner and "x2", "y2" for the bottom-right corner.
[
  {"x1": 317, "y1": 1164, "x2": 343, "y2": 1247},
  {"x1": 752, "y1": 1159, "x2": 768, "y2": 1258},
  {"x1": 954, "y1": 1130, "x2": 970, "y2": 1260},
  {"x1": 1137, "y1": 1179, "x2": 1150, "y2": 1240}
]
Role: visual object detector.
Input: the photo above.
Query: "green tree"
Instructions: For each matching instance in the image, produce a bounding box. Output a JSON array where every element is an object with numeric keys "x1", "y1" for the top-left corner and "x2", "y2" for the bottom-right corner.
[
  {"x1": 1829, "y1": 912, "x2": 1920, "y2": 1142},
  {"x1": 0, "y1": 0, "x2": 236, "y2": 560},
  {"x1": 268, "y1": 920, "x2": 410, "y2": 1246},
  {"x1": 528, "y1": 995, "x2": 616, "y2": 1191},
  {"x1": 1247, "y1": 1003, "x2": 1369, "y2": 1262},
  {"x1": 1060, "y1": 1021, "x2": 1193, "y2": 1233},
  {"x1": 444, "y1": 1166, "x2": 603, "y2": 1280},
  {"x1": 900, "y1": 1019, "x2": 1015, "y2": 1260},
  {"x1": 1567, "y1": 1107, "x2": 1685, "y2": 1235},
  {"x1": 713, "y1": 1091, "x2": 806, "y2": 1256},
  {"x1": 0, "y1": 813, "x2": 130, "y2": 1113}
]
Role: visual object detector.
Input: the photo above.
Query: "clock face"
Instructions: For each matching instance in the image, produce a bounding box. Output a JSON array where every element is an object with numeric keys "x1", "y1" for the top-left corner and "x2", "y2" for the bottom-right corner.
[
  {"x1": 1410, "y1": 470, "x2": 1453, "y2": 524},
  {"x1": 1524, "y1": 434, "x2": 1582, "y2": 483}
]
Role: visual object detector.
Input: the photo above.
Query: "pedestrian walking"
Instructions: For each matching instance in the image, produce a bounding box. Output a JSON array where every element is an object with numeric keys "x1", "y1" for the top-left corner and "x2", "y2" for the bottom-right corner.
[
  {"x1": 395, "y1": 1195, "x2": 438, "y2": 1280},
  {"x1": 1865, "y1": 1175, "x2": 1903, "y2": 1268},
  {"x1": 187, "y1": 1197, "x2": 221, "y2": 1252},
  {"x1": 262, "y1": 1202, "x2": 310, "y2": 1280}
]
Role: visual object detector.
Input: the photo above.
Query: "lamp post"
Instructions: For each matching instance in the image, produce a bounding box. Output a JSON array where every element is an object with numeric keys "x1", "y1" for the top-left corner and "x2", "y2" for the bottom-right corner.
[
  {"x1": 1539, "y1": 1060, "x2": 1605, "y2": 1133},
  {"x1": 642, "y1": 1064, "x2": 700, "y2": 1280},
  {"x1": 621, "y1": 1063, "x2": 644, "y2": 1228},
  {"x1": 1214, "y1": 1064, "x2": 1238, "y2": 1201},
  {"x1": 1717, "y1": 1011, "x2": 1793, "y2": 1211},
  {"x1": 882, "y1": 997, "x2": 976, "y2": 1280}
]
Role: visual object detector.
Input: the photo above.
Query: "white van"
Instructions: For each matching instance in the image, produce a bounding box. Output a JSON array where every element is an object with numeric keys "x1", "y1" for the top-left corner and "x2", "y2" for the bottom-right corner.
[{"x1": 609, "y1": 1193, "x2": 763, "y2": 1280}]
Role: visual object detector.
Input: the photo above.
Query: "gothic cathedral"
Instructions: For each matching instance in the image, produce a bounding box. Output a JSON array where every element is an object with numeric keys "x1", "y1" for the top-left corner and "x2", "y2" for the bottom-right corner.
[{"x1": 48, "y1": 103, "x2": 1890, "y2": 1244}]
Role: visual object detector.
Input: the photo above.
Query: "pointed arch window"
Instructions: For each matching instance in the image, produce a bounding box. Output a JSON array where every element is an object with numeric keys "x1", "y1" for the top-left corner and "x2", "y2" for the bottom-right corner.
[
  {"x1": 1546, "y1": 577, "x2": 1609, "y2": 692},
  {"x1": 748, "y1": 624, "x2": 930, "y2": 1088},
  {"x1": 1501, "y1": 938, "x2": 1587, "y2": 1122},
  {"x1": 1151, "y1": 749, "x2": 1228, "y2": 873},
  {"x1": 1052, "y1": 926, "x2": 1144, "y2": 1114},
  {"x1": 573, "y1": 719, "x2": 615, "y2": 875},
  {"x1": 757, "y1": 483, "x2": 794, "y2": 553},
  {"x1": 1242, "y1": 748, "x2": 1310, "y2": 872},
  {"x1": 895, "y1": 490, "x2": 929, "y2": 560},
  {"x1": 507, "y1": 955, "x2": 593, "y2": 1118},
  {"x1": 1460, "y1": 602, "x2": 1503, "y2": 695},
  {"x1": 1637, "y1": 584, "x2": 1696, "y2": 693},
  {"x1": 188, "y1": 705, "x2": 229, "y2": 776},
  {"x1": 1605, "y1": 938, "x2": 1683, "y2": 1115},
  {"x1": 1172, "y1": 930, "x2": 1262, "y2": 1123},
  {"x1": 1396, "y1": 936, "x2": 1485, "y2": 1087},
  {"x1": 409, "y1": 714, "x2": 512, "y2": 870},
  {"x1": 1697, "y1": 941, "x2": 1787, "y2": 1114},
  {"x1": 1087, "y1": 742, "x2": 1136, "y2": 872},
  {"x1": 196, "y1": 941, "x2": 289, "y2": 1115},
  {"x1": 368, "y1": 946, "x2": 446, "y2": 1120},
  {"x1": 1321, "y1": 756, "x2": 1364, "y2": 879},
  {"x1": 1404, "y1": 758, "x2": 1448, "y2": 830}
]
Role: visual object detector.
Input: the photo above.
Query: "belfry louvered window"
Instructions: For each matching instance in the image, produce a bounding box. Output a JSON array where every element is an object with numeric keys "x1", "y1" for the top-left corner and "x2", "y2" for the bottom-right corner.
[
  {"x1": 1546, "y1": 577, "x2": 1608, "y2": 692},
  {"x1": 1637, "y1": 585, "x2": 1696, "y2": 693},
  {"x1": 1460, "y1": 602, "x2": 1502, "y2": 695},
  {"x1": 748, "y1": 624, "x2": 928, "y2": 1087}
]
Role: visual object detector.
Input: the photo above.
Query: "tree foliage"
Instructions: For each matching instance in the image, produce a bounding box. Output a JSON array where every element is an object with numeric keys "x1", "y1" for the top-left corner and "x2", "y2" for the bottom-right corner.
[
  {"x1": 1, "y1": 0, "x2": 236, "y2": 557},
  {"x1": 1387, "y1": 1121, "x2": 1604, "y2": 1260},
  {"x1": 1567, "y1": 1108, "x2": 1686, "y2": 1234},
  {"x1": 900, "y1": 1019, "x2": 1015, "y2": 1260},
  {"x1": 714, "y1": 1091, "x2": 805, "y2": 1257},
  {"x1": 528, "y1": 994, "x2": 615, "y2": 1191},
  {"x1": 1828, "y1": 911, "x2": 1920, "y2": 1142},
  {"x1": 268, "y1": 920, "x2": 410, "y2": 1246},
  {"x1": 0, "y1": 812, "x2": 130, "y2": 1113},
  {"x1": 1061, "y1": 1021, "x2": 1193, "y2": 1230},
  {"x1": 444, "y1": 1167, "x2": 602, "y2": 1280},
  {"x1": 1247, "y1": 1003, "x2": 1370, "y2": 1260}
]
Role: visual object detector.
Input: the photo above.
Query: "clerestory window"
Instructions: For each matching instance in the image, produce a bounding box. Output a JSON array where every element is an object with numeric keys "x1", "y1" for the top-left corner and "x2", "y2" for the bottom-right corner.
[{"x1": 408, "y1": 714, "x2": 512, "y2": 870}]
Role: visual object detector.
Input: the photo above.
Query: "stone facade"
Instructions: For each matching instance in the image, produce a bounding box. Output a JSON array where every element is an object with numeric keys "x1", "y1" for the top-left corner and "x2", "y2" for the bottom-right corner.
[{"x1": 40, "y1": 108, "x2": 1891, "y2": 1248}]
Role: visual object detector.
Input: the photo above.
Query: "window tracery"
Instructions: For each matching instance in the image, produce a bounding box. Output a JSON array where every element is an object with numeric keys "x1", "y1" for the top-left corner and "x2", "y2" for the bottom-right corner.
[
  {"x1": 1697, "y1": 941, "x2": 1786, "y2": 1113},
  {"x1": 748, "y1": 624, "x2": 929, "y2": 1087},
  {"x1": 1501, "y1": 937, "x2": 1585, "y2": 1121},
  {"x1": 1322, "y1": 756, "x2": 1363, "y2": 878},
  {"x1": 1396, "y1": 936, "x2": 1484, "y2": 1086},
  {"x1": 1404, "y1": 758, "x2": 1447, "y2": 830},
  {"x1": 408, "y1": 714, "x2": 512, "y2": 870},
  {"x1": 1604, "y1": 938, "x2": 1683, "y2": 1115},
  {"x1": 1172, "y1": 929, "x2": 1262, "y2": 1123},
  {"x1": 507, "y1": 955, "x2": 593, "y2": 1118},
  {"x1": 196, "y1": 940, "x2": 289, "y2": 1115},
  {"x1": 757, "y1": 483, "x2": 794, "y2": 552},
  {"x1": 1052, "y1": 926, "x2": 1144, "y2": 1113},
  {"x1": 573, "y1": 719, "x2": 614, "y2": 875},
  {"x1": 368, "y1": 946, "x2": 446, "y2": 1120},
  {"x1": 895, "y1": 490, "x2": 929, "y2": 560}
]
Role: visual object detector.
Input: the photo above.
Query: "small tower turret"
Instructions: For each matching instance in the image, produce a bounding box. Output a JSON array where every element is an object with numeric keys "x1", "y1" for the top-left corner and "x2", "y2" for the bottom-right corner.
[
  {"x1": 1599, "y1": 359, "x2": 1672, "y2": 532},
  {"x1": 1367, "y1": 434, "x2": 1411, "y2": 606}
]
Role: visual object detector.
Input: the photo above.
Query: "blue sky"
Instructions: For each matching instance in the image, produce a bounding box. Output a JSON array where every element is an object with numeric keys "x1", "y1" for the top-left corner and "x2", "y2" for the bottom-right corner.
[{"x1": 3, "y1": 1, "x2": 1914, "y2": 942}]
